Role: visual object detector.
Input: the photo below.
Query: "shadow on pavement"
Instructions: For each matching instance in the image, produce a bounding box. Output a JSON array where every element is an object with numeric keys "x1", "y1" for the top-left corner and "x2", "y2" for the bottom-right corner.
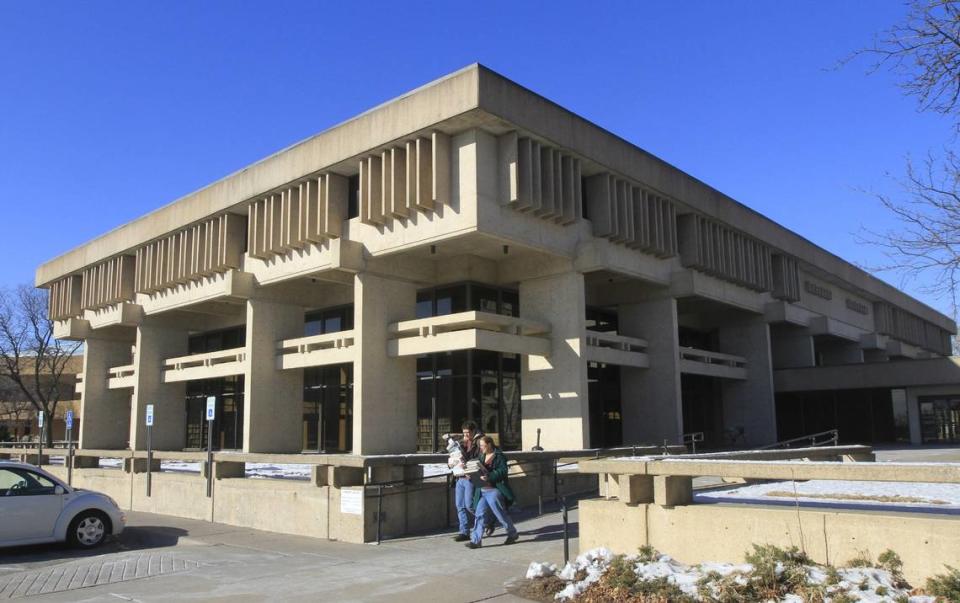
[
  {"x1": 519, "y1": 521, "x2": 578, "y2": 543},
  {"x1": 0, "y1": 526, "x2": 189, "y2": 564}
]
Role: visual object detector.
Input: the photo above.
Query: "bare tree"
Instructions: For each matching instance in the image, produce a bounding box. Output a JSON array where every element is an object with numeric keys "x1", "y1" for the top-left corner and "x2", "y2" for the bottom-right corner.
[
  {"x1": 0, "y1": 286, "x2": 81, "y2": 445},
  {"x1": 850, "y1": 1, "x2": 960, "y2": 331},
  {"x1": 857, "y1": 0, "x2": 960, "y2": 126}
]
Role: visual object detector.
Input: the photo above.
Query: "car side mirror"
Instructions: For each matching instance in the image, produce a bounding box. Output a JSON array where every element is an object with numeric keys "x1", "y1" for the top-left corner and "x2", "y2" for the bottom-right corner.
[{"x1": 54, "y1": 485, "x2": 65, "y2": 495}]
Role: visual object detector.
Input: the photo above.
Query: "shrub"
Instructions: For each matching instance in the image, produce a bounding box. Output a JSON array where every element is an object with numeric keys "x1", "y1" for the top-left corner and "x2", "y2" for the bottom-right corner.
[
  {"x1": 845, "y1": 550, "x2": 873, "y2": 568},
  {"x1": 636, "y1": 545, "x2": 658, "y2": 563},
  {"x1": 926, "y1": 565, "x2": 960, "y2": 601}
]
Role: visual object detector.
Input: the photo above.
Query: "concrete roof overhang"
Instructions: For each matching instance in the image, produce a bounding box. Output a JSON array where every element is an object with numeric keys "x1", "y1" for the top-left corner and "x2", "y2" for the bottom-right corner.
[
  {"x1": 35, "y1": 64, "x2": 955, "y2": 333},
  {"x1": 774, "y1": 356, "x2": 960, "y2": 392}
]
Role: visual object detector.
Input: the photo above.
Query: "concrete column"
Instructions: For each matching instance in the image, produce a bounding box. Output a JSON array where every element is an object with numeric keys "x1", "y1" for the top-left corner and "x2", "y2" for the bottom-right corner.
[
  {"x1": 244, "y1": 298, "x2": 305, "y2": 453},
  {"x1": 718, "y1": 317, "x2": 777, "y2": 447},
  {"x1": 816, "y1": 339, "x2": 864, "y2": 366},
  {"x1": 770, "y1": 326, "x2": 815, "y2": 369},
  {"x1": 904, "y1": 388, "x2": 923, "y2": 445},
  {"x1": 618, "y1": 298, "x2": 683, "y2": 446},
  {"x1": 79, "y1": 338, "x2": 134, "y2": 449},
  {"x1": 130, "y1": 323, "x2": 187, "y2": 450},
  {"x1": 519, "y1": 271, "x2": 589, "y2": 450},
  {"x1": 353, "y1": 273, "x2": 417, "y2": 454}
]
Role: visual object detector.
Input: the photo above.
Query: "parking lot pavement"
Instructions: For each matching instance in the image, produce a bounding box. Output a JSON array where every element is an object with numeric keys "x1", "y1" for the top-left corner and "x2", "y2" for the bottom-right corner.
[
  {"x1": 874, "y1": 445, "x2": 960, "y2": 463},
  {"x1": 0, "y1": 502, "x2": 578, "y2": 602}
]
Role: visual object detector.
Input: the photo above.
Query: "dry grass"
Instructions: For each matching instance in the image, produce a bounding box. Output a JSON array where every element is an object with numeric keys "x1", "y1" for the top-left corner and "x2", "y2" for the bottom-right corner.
[{"x1": 763, "y1": 490, "x2": 948, "y2": 504}]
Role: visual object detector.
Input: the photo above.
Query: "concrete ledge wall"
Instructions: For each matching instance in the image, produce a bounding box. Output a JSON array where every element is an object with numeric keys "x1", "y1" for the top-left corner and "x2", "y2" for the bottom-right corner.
[
  {"x1": 44, "y1": 464, "x2": 598, "y2": 544},
  {"x1": 131, "y1": 473, "x2": 211, "y2": 522},
  {"x1": 45, "y1": 466, "x2": 131, "y2": 509},
  {"x1": 214, "y1": 478, "x2": 331, "y2": 539},
  {"x1": 579, "y1": 499, "x2": 960, "y2": 585}
]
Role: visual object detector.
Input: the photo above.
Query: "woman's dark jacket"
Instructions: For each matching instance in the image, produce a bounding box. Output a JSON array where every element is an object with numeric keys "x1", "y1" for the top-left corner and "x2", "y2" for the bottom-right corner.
[{"x1": 472, "y1": 448, "x2": 515, "y2": 508}]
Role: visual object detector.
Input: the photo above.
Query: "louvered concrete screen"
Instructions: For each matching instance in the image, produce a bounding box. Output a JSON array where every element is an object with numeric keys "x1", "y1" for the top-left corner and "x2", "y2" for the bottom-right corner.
[
  {"x1": 771, "y1": 254, "x2": 801, "y2": 302},
  {"x1": 248, "y1": 173, "x2": 348, "y2": 259},
  {"x1": 874, "y1": 301, "x2": 952, "y2": 355},
  {"x1": 80, "y1": 255, "x2": 135, "y2": 310},
  {"x1": 582, "y1": 172, "x2": 677, "y2": 257},
  {"x1": 359, "y1": 132, "x2": 450, "y2": 225},
  {"x1": 134, "y1": 213, "x2": 245, "y2": 294},
  {"x1": 677, "y1": 213, "x2": 773, "y2": 292},
  {"x1": 499, "y1": 132, "x2": 583, "y2": 226},
  {"x1": 48, "y1": 275, "x2": 83, "y2": 320}
]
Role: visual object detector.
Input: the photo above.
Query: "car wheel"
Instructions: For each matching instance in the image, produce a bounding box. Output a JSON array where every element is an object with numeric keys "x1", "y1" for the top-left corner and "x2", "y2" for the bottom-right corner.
[{"x1": 67, "y1": 511, "x2": 110, "y2": 549}]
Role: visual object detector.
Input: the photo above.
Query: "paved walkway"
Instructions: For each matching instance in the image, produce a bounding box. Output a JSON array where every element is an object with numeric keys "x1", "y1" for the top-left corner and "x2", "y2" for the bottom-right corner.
[{"x1": 0, "y1": 503, "x2": 576, "y2": 602}]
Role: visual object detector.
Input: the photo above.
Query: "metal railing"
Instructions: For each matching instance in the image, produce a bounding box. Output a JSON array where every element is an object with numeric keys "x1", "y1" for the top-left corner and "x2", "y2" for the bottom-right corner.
[
  {"x1": 682, "y1": 431, "x2": 704, "y2": 453},
  {"x1": 758, "y1": 429, "x2": 839, "y2": 450}
]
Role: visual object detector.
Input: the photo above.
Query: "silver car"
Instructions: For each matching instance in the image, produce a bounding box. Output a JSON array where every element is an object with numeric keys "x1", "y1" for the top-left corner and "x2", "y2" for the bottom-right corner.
[{"x1": 0, "y1": 461, "x2": 125, "y2": 549}]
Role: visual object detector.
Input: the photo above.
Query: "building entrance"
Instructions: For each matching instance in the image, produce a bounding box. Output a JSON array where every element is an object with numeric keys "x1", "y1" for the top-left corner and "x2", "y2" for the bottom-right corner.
[
  {"x1": 588, "y1": 361, "x2": 622, "y2": 448},
  {"x1": 681, "y1": 374, "x2": 724, "y2": 449},
  {"x1": 919, "y1": 396, "x2": 960, "y2": 443},
  {"x1": 303, "y1": 364, "x2": 353, "y2": 453},
  {"x1": 184, "y1": 376, "x2": 245, "y2": 450}
]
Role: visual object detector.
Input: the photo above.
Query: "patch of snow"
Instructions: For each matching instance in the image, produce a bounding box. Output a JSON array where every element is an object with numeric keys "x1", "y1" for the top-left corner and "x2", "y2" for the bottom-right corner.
[
  {"x1": 536, "y1": 547, "x2": 935, "y2": 602},
  {"x1": 244, "y1": 463, "x2": 310, "y2": 480},
  {"x1": 422, "y1": 463, "x2": 451, "y2": 478},
  {"x1": 526, "y1": 561, "x2": 557, "y2": 579},
  {"x1": 696, "y1": 479, "x2": 960, "y2": 510}
]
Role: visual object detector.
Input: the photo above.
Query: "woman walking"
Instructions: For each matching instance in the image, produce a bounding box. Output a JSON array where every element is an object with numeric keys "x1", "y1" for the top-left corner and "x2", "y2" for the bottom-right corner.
[{"x1": 466, "y1": 436, "x2": 519, "y2": 549}]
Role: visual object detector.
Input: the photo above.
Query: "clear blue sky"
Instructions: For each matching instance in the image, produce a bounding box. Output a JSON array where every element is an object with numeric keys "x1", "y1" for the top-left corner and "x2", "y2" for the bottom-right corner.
[{"x1": 0, "y1": 1, "x2": 951, "y2": 316}]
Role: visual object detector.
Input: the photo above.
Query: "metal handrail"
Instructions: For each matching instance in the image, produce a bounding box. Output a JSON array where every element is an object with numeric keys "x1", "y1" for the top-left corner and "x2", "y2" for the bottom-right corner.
[
  {"x1": 682, "y1": 431, "x2": 704, "y2": 453},
  {"x1": 757, "y1": 429, "x2": 839, "y2": 450}
]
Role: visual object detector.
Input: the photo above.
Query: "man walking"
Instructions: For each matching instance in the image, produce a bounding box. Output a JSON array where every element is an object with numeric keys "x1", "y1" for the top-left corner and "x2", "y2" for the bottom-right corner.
[{"x1": 450, "y1": 421, "x2": 481, "y2": 542}]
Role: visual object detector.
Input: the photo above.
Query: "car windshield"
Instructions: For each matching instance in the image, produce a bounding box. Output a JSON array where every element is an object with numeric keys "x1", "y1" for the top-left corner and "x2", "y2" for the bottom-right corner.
[{"x1": 0, "y1": 467, "x2": 58, "y2": 496}]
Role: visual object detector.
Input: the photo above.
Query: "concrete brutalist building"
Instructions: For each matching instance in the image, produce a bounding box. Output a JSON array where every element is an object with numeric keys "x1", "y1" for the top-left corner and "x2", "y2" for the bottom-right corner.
[{"x1": 37, "y1": 65, "x2": 960, "y2": 456}]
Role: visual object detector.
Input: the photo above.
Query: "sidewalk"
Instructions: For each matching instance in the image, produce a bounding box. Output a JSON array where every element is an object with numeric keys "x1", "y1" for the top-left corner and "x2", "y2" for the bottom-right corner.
[{"x1": 0, "y1": 501, "x2": 578, "y2": 602}]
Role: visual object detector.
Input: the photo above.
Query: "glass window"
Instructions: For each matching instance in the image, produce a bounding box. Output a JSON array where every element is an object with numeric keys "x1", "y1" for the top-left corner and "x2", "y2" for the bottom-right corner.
[
  {"x1": 304, "y1": 305, "x2": 354, "y2": 336},
  {"x1": 472, "y1": 285, "x2": 499, "y2": 314},
  {"x1": 416, "y1": 291, "x2": 434, "y2": 319},
  {"x1": 188, "y1": 326, "x2": 246, "y2": 354},
  {"x1": 500, "y1": 290, "x2": 519, "y2": 317},
  {"x1": 184, "y1": 376, "x2": 245, "y2": 450},
  {"x1": 302, "y1": 364, "x2": 353, "y2": 452},
  {"x1": 435, "y1": 285, "x2": 467, "y2": 316},
  {"x1": 0, "y1": 468, "x2": 57, "y2": 496}
]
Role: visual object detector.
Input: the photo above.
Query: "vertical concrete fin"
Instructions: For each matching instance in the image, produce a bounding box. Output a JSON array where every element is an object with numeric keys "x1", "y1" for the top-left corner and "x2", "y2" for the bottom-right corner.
[
  {"x1": 404, "y1": 140, "x2": 419, "y2": 212},
  {"x1": 497, "y1": 131, "x2": 519, "y2": 207},
  {"x1": 432, "y1": 131, "x2": 451, "y2": 207},
  {"x1": 324, "y1": 173, "x2": 347, "y2": 238},
  {"x1": 389, "y1": 147, "x2": 408, "y2": 218},
  {"x1": 585, "y1": 173, "x2": 615, "y2": 237},
  {"x1": 415, "y1": 137, "x2": 434, "y2": 210}
]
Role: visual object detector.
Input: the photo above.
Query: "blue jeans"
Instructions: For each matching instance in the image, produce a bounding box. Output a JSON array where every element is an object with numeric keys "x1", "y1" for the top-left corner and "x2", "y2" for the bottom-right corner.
[
  {"x1": 471, "y1": 488, "x2": 517, "y2": 545},
  {"x1": 455, "y1": 477, "x2": 474, "y2": 535}
]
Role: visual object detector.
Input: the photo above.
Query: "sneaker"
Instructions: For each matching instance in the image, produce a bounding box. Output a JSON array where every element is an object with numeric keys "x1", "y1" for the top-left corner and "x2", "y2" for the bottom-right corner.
[
  {"x1": 453, "y1": 533, "x2": 470, "y2": 542},
  {"x1": 465, "y1": 541, "x2": 481, "y2": 549},
  {"x1": 484, "y1": 524, "x2": 495, "y2": 537},
  {"x1": 504, "y1": 533, "x2": 519, "y2": 545}
]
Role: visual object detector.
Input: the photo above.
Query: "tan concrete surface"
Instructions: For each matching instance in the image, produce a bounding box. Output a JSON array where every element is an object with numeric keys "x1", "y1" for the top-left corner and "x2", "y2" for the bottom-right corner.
[
  {"x1": 0, "y1": 505, "x2": 574, "y2": 602},
  {"x1": 579, "y1": 498, "x2": 960, "y2": 585}
]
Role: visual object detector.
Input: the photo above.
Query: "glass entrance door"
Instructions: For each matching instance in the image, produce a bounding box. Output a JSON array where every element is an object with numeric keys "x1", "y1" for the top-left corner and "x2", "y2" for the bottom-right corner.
[{"x1": 303, "y1": 364, "x2": 353, "y2": 452}]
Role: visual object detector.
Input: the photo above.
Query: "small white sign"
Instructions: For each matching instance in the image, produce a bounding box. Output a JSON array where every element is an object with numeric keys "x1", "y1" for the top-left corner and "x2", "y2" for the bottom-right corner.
[
  {"x1": 340, "y1": 489, "x2": 363, "y2": 515},
  {"x1": 205, "y1": 396, "x2": 216, "y2": 421},
  {"x1": 65, "y1": 410, "x2": 73, "y2": 430},
  {"x1": 37, "y1": 411, "x2": 44, "y2": 428},
  {"x1": 145, "y1": 404, "x2": 154, "y2": 427}
]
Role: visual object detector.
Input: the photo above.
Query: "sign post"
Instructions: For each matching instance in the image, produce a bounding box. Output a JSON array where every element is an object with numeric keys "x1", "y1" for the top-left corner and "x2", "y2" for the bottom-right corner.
[
  {"x1": 65, "y1": 410, "x2": 74, "y2": 485},
  {"x1": 205, "y1": 396, "x2": 215, "y2": 498},
  {"x1": 36, "y1": 411, "x2": 44, "y2": 466},
  {"x1": 145, "y1": 404, "x2": 155, "y2": 497}
]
